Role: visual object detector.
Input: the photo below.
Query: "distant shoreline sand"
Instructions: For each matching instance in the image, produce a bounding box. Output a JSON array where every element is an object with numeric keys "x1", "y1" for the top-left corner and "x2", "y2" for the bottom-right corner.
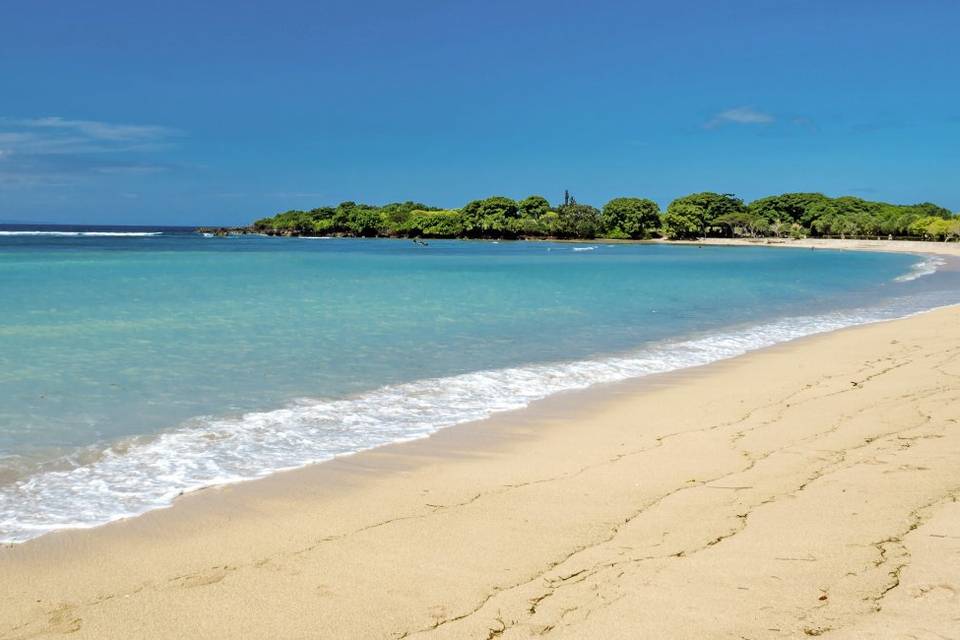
[
  {"x1": 658, "y1": 235, "x2": 960, "y2": 258},
  {"x1": 3, "y1": 298, "x2": 960, "y2": 637}
]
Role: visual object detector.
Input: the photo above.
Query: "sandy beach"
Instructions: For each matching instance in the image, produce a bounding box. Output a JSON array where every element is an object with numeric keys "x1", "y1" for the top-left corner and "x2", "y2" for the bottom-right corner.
[
  {"x1": 4, "y1": 0, "x2": 959, "y2": 635},
  {"x1": 2, "y1": 241, "x2": 960, "y2": 639},
  {"x1": 661, "y1": 236, "x2": 960, "y2": 258}
]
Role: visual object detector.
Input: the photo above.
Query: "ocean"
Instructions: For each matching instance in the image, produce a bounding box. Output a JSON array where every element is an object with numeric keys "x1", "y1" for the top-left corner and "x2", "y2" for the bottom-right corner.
[{"x1": 1, "y1": 225, "x2": 958, "y2": 543}]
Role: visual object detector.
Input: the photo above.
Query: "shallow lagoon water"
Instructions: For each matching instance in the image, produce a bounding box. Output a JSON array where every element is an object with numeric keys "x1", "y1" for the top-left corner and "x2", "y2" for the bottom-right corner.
[{"x1": 1, "y1": 228, "x2": 958, "y2": 542}]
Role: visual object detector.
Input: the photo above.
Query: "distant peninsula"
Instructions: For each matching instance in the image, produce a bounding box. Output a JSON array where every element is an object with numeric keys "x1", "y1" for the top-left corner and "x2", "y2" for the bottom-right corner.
[{"x1": 215, "y1": 192, "x2": 960, "y2": 242}]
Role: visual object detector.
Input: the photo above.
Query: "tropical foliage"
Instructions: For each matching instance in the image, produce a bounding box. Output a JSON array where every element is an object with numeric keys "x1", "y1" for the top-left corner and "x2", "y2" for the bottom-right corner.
[{"x1": 250, "y1": 192, "x2": 958, "y2": 241}]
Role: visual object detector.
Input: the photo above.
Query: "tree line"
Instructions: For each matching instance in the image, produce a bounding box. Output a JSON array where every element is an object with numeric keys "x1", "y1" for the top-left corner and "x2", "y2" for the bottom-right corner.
[{"x1": 249, "y1": 192, "x2": 959, "y2": 241}]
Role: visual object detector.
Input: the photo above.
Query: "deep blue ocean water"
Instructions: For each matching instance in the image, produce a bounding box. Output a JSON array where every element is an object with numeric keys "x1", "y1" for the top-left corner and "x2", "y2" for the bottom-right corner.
[{"x1": 2, "y1": 225, "x2": 958, "y2": 542}]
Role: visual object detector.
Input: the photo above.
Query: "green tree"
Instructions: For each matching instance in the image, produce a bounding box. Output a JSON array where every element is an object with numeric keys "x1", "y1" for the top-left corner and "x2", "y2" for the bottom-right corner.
[
  {"x1": 398, "y1": 210, "x2": 464, "y2": 237},
  {"x1": 911, "y1": 202, "x2": 954, "y2": 218},
  {"x1": 909, "y1": 215, "x2": 960, "y2": 240},
  {"x1": 601, "y1": 197, "x2": 661, "y2": 238},
  {"x1": 661, "y1": 203, "x2": 704, "y2": 239},
  {"x1": 460, "y1": 196, "x2": 520, "y2": 237},
  {"x1": 379, "y1": 201, "x2": 436, "y2": 230},
  {"x1": 554, "y1": 203, "x2": 602, "y2": 238},
  {"x1": 345, "y1": 208, "x2": 385, "y2": 236},
  {"x1": 665, "y1": 192, "x2": 744, "y2": 237},
  {"x1": 712, "y1": 211, "x2": 767, "y2": 237},
  {"x1": 508, "y1": 216, "x2": 544, "y2": 237},
  {"x1": 748, "y1": 193, "x2": 835, "y2": 229},
  {"x1": 265, "y1": 210, "x2": 314, "y2": 233},
  {"x1": 518, "y1": 195, "x2": 551, "y2": 219}
]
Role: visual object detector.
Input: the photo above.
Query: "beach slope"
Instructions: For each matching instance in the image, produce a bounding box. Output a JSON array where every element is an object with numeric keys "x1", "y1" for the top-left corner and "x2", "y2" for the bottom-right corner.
[{"x1": 2, "y1": 307, "x2": 960, "y2": 638}]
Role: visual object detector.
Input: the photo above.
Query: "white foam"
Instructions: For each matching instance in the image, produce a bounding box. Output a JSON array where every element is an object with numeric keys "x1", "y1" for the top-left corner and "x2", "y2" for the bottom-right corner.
[
  {"x1": 895, "y1": 256, "x2": 945, "y2": 282},
  {"x1": 0, "y1": 299, "x2": 948, "y2": 543},
  {"x1": 0, "y1": 231, "x2": 162, "y2": 237},
  {"x1": 572, "y1": 246, "x2": 597, "y2": 252}
]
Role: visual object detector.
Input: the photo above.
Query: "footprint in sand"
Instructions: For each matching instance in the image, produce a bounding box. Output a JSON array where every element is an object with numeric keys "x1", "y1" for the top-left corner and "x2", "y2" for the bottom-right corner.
[
  {"x1": 46, "y1": 603, "x2": 82, "y2": 634},
  {"x1": 169, "y1": 566, "x2": 233, "y2": 588},
  {"x1": 909, "y1": 583, "x2": 957, "y2": 601}
]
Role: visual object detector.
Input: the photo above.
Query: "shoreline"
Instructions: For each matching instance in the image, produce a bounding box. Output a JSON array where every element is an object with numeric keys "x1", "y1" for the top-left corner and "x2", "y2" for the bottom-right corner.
[
  {"x1": 0, "y1": 238, "x2": 958, "y2": 546},
  {"x1": 3, "y1": 242, "x2": 958, "y2": 544},
  {"x1": 656, "y1": 235, "x2": 960, "y2": 258},
  {"x1": 3, "y1": 306, "x2": 960, "y2": 636}
]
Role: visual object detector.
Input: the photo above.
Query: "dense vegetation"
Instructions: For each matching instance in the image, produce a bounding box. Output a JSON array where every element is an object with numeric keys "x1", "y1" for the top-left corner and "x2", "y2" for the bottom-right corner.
[{"x1": 250, "y1": 192, "x2": 959, "y2": 241}]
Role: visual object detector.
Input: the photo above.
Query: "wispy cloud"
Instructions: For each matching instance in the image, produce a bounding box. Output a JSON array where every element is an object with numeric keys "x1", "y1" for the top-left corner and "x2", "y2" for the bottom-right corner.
[
  {"x1": 0, "y1": 116, "x2": 182, "y2": 188},
  {"x1": 93, "y1": 163, "x2": 173, "y2": 175},
  {"x1": 704, "y1": 106, "x2": 775, "y2": 129},
  {"x1": 10, "y1": 117, "x2": 177, "y2": 142}
]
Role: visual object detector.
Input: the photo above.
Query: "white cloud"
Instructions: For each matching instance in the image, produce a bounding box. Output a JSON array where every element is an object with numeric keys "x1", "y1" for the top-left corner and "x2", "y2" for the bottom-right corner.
[
  {"x1": 93, "y1": 164, "x2": 170, "y2": 175},
  {"x1": 0, "y1": 116, "x2": 181, "y2": 188},
  {"x1": 0, "y1": 116, "x2": 180, "y2": 155},
  {"x1": 705, "y1": 106, "x2": 775, "y2": 129},
  {"x1": 12, "y1": 116, "x2": 178, "y2": 142}
]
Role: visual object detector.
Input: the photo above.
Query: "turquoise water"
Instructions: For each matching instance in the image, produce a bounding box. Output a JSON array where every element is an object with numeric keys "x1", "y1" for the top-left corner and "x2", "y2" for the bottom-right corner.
[{"x1": 1, "y1": 228, "x2": 958, "y2": 542}]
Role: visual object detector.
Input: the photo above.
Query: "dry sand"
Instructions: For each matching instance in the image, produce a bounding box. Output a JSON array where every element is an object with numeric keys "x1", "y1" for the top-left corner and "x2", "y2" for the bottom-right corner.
[
  {"x1": 660, "y1": 236, "x2": 960, "y2": 258},
  {"x1": 3, "y1": 242, "x2": 960, "y2": 639}
]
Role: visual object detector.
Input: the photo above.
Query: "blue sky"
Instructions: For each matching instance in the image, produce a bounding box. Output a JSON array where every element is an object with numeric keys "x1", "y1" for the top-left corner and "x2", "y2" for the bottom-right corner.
[{"x1": 1, "y1": 0, "x2": 957, "y2": 225}]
